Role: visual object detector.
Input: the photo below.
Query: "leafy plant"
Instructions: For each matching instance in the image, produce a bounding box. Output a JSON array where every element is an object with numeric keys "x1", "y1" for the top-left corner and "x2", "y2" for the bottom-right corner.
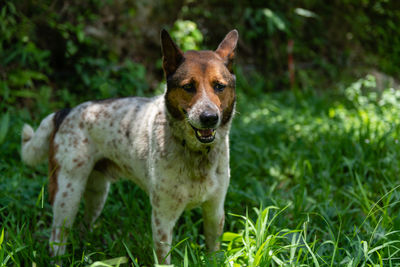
[{"x1": 170, "y1": 20, "x2": 204, "y2": 51}]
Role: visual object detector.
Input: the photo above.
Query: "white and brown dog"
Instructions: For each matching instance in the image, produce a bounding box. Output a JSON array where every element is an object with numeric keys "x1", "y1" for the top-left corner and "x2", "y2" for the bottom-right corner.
[{"x1": 21, "y1": 29, "x2": 238, "y2": 264}]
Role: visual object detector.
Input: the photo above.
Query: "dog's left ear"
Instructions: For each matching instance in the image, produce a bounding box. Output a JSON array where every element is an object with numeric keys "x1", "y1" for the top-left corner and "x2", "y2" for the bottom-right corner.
[
  {"x1": 161, "y1": 29, "x2": 184, "y2": 77},
  {"x1": 215, "y1": 29, "x2": 239, "y2": 73}
]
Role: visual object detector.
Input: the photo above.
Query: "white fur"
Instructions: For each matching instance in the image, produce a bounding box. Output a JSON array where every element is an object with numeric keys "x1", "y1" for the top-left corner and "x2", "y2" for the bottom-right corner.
[
  {"x1": 21, "y1": 94, "x2": 233, "y2": 264},
  {"x1": 188, "y1": 88, "x2": 221, "y2": 129},
  {"x1": 21, "y1": 113, "x2": 55, "y2": 166}
]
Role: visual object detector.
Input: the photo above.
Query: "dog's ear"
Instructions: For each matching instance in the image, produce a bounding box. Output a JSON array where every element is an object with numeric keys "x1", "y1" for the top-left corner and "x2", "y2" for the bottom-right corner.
[
  {"x1": 161, "y1": 29, "x2": 184, "y2": 77},
  {"x1": 215, "y1": 30, "x2": 239, "y2": 73}
]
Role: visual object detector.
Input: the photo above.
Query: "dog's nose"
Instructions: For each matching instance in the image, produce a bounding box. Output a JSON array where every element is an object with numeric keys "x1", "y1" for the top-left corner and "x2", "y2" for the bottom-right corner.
[{"x1": 200, "y1": 111, "x2": 219, "y2": 128}]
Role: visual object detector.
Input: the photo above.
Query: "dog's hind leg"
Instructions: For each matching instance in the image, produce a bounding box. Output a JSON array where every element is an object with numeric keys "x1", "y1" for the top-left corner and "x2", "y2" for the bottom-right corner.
[
  {"x1": 83, "y1": 170, "x2": 110, "y2": 228},
  {"x1": 49, "y1": 168, "x2": 90, "y2": 257}
]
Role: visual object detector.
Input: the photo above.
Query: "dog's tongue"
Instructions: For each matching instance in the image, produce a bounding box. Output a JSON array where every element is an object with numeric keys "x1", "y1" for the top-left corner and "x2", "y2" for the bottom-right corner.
[{"x1": 198, "y1": 129, "x2": 213, "y2": 137}]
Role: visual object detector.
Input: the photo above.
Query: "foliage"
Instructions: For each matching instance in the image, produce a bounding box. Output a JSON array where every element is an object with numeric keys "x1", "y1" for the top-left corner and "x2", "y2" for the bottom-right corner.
[
  {"x1": 0, "y1": 0, "x2": 149, "y2": 119},
  {"x1": 1, "y1": 0, "x2": 400, "y2": 266},
  {"x1": 1, "y1": 0, "x2": 398, "y2": 107},
  {"x1": 180, "y1": 0, "x2": 400, "y2": 89},
  {"x1": 170, "y1": 20, "x2": 203, "y2": 52},
  {"x1": 2, "y1": 73, "x2": 400, "y2": 265}
]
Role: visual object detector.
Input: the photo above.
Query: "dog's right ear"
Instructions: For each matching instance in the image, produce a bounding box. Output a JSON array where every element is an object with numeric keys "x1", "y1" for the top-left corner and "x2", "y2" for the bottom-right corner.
[
  {"x1": 215, "y1": 30, "x2": 239, "y2": 73},
  {"x1": 161, "y1": 29, "x2": 184, "y2": 77}
]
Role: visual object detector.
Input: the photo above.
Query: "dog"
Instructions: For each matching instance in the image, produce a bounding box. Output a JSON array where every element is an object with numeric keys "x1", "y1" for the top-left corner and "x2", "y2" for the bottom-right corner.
[{"x1": 21, "y1": 29, "x2": 238, "y2": 264}]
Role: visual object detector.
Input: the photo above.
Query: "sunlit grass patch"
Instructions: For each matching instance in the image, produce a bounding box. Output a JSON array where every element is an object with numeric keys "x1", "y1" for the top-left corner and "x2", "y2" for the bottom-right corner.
[{"x1": 1, "y1": 75, "x2": 400, "y2": 265}]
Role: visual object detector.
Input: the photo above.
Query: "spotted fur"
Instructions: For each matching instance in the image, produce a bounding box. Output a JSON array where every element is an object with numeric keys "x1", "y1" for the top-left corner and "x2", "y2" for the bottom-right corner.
[{"x1": 21, "y1": 29, "x2": 238, "y2": 264}]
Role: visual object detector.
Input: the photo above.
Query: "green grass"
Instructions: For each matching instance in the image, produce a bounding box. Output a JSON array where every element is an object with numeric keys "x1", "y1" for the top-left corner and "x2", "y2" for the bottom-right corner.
[{"x1": 1, "y1": 75, "x2": 400, "y2": 266}]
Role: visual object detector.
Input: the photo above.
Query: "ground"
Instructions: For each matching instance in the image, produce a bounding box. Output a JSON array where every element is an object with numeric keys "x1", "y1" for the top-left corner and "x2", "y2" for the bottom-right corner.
[{"x1": 1, "y1": 75, "x2": 400, "y2": 266}]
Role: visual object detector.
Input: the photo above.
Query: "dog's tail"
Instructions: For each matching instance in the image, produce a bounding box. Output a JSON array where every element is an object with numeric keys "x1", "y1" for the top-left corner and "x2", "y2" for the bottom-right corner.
[{"x1": 21, "y1": 113, "x2": 55, "y2": 166}]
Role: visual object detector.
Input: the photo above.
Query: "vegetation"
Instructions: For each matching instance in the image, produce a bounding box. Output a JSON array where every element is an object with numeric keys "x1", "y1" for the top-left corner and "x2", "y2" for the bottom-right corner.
[
  {"x1": 1, "y1": 0, "x2": 400, "y2": 266},
  {"x1": 2, "y1": 74, "x2": 400, "y2": 265}
]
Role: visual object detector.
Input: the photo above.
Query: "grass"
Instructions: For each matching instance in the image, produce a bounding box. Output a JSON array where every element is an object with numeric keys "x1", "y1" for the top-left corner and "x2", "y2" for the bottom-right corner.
[{"x1": 1, "y1": 75, "x2": 400, "y2": 266}]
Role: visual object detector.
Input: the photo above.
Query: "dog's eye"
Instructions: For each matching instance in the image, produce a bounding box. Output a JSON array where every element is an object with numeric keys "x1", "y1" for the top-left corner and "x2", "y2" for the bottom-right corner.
[
  {"x1": 214, "y1": 83, "x2": 226, "y2": 92},
  {"x1": 182, "y1": 83, "x2": 196, "y2": 93}
]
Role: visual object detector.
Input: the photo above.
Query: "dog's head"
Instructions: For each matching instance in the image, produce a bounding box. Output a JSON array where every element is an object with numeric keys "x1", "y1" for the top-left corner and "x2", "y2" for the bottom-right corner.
[{"x1": 161, "y1": 29, "x2": 238, "y2": 145}]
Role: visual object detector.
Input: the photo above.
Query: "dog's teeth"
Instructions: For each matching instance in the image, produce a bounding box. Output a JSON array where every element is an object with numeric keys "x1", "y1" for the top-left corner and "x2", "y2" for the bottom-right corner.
[
  {"x1": 212, "y1": 130, "x2": 216, "y2": 136},
  {"x1": 197, "y1": 130, "x2": 202, "y2": 137}
]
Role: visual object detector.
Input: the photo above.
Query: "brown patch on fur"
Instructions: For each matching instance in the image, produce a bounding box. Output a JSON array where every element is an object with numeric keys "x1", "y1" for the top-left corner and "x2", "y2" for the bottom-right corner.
[
  {"x1": 219, "y1": 213, "x2": 225, "y2": 232},
  {"x1": 165, "y1": 50, "x2": 236, "y2": 125},
  {"x1": 155, "y1": 217, "x2": 160, "y2": 226},
  {"x1": 22, "y1": 134, "x2": 31, "y2": 143},
  {"x1": 161, "y1": 233, "x2": 167, "y2": 242},
  {"x1": 48, "y1": 108, "x2": 71, "y2": 205},
  {"x1": 165, "y1": 86, "x2": 197, "y2": 120},
  {"x1": 152, "y1": 195, "x2": 160, "y2": 206},
  {"x1": 48, "y1": 138, "x2": 59, "y2": 205},
  {"x1": 156, "y1": 247, "x2": 165, "y2": 263},
  {"x1": 220, "y1": 88, "x2": 236, "y2": 125},
  {"x1": 137, "y1": 133, "x2": 149, "y2": 160},
  {"x1": 67, "y1": 183, "x2": 71, "y2": 188},
  {"x1": 61, "y1": 202, "x2": 65, "y2": 207},
  {"x1": 102, "y1": 110, "x2": 111, "y2": 118},
  {"x1": 79, "y1": 122, "x2": 84, "y2": 128},
  {"x1": 62, "y1": 192, "x2": 68, "y2": 198},
  {"x1": 54, "y1": 108, "x2": 71, "y2": 131},
  {"x1": 76, "y1": 161, "x2": 85, "y2": 168}
]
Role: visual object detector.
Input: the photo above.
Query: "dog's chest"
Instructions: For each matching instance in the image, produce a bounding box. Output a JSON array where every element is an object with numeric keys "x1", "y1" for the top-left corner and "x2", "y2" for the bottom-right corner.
[
  {"x1": 157, "y1": 170, "x2": 219, "y2": 210},
  {"x1": 153, "y1": 150, "x2": 221, "y2": 210}
]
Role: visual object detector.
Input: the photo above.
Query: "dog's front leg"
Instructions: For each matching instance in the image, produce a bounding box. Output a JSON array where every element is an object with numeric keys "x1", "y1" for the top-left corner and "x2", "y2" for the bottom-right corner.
[
  {"x1": 151, "y1": 197, "x2": 184, "y2": 265},
  {"x1": 202, "y1": 197, "x2": 226, "y2": 252}
]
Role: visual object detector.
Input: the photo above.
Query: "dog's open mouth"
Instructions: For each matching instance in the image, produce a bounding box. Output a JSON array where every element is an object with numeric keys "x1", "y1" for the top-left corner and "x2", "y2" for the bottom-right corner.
[{"x1": 190, "y1": 125, "x2": 216, "y2": 143}]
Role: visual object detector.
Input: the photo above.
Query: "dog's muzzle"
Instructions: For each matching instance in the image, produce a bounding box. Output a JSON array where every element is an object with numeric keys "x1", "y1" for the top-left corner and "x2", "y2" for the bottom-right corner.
[
  {"x1": 190, "y1": 125, "x2": 216, "y2": 143},
  {"x1": 189, "y1": 111, "x2": 219, "y2": 143}
]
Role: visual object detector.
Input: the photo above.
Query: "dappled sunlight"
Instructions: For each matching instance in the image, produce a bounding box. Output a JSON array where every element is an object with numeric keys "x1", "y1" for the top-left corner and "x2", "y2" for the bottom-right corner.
[
  {"x1": 225, "y1": 75, "x2": 400, "y2": 264},
  {"x1": 2, "y1": 0, "x2": 400, "y2": 265}
]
